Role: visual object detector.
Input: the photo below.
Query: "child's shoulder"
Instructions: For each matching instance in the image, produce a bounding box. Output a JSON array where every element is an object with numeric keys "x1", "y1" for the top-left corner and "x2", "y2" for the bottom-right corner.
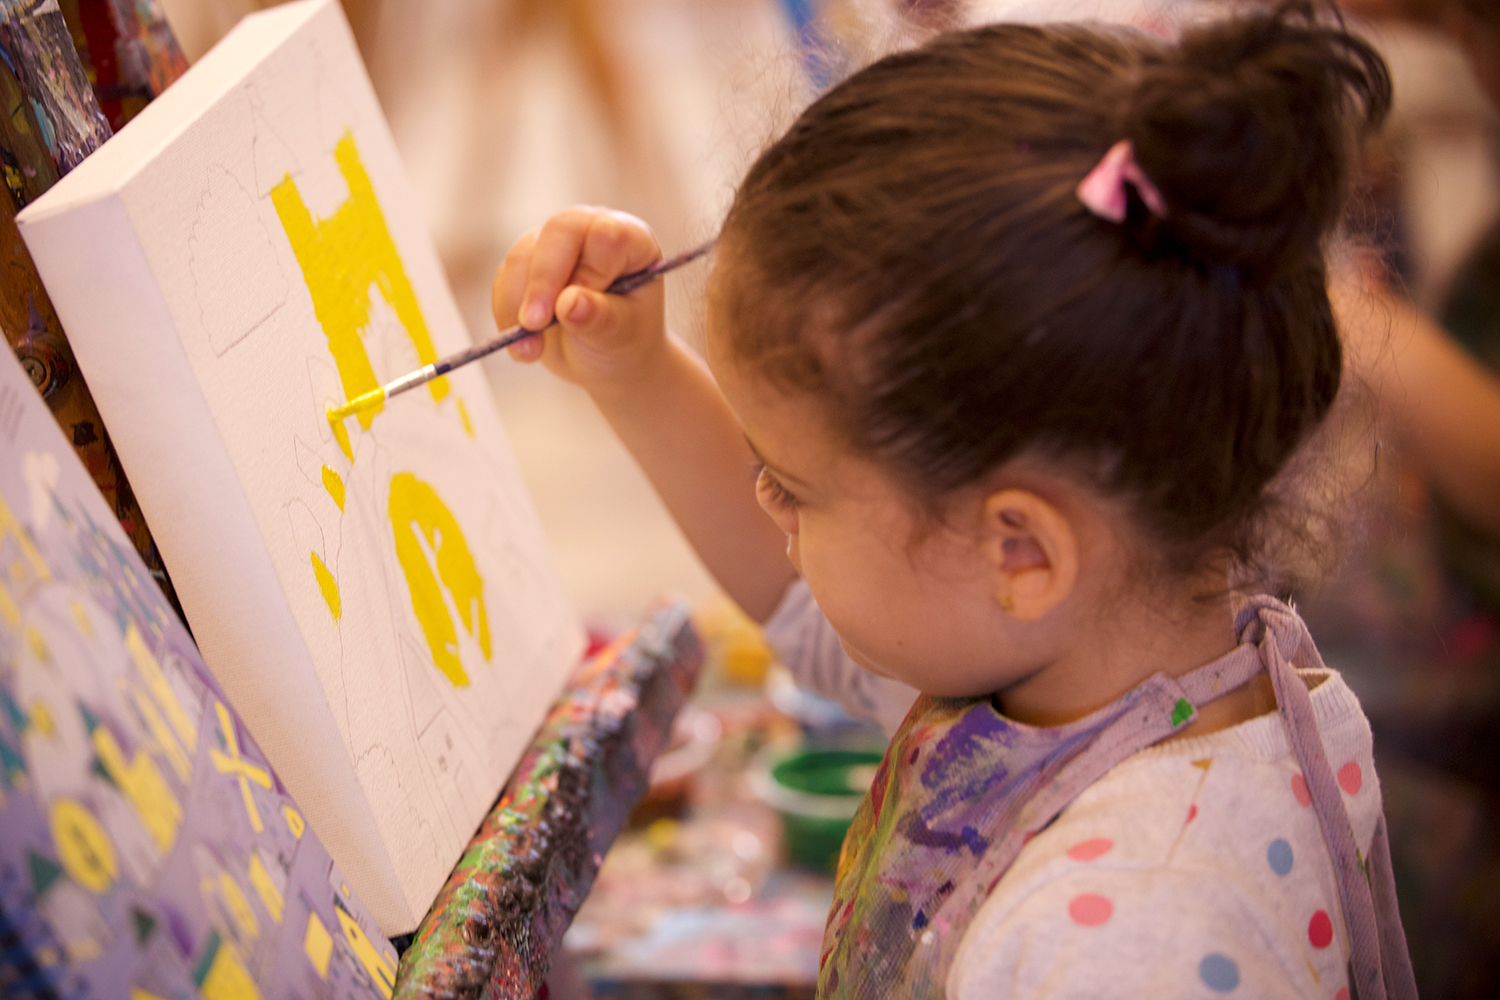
[{"x1": 948, "y1": 668, "x2": 1378, "y2": 1000}]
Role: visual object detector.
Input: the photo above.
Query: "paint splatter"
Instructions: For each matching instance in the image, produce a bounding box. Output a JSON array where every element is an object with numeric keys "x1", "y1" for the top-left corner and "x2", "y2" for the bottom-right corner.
[
  {"x1": 272, "y1": 132, "x2": 448, "y2": 432},
  {"x1": 387, "y1": 473, "x2": 490, "y2": 687},
  {"x1": 456, "y1": 398, "x2": 474, "y2": 438},
  {"x1": 310, "y1": 552, "x2": 340, "y2": 620},
  {"x1": 329, "y1": 414, "x2": 353, "y2": 461},
  {"x1": 320, "y1": 465, "x2": 345, "y2": 511}
]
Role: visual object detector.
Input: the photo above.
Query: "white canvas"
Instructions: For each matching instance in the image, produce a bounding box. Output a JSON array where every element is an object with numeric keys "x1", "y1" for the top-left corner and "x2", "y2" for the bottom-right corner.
[{"x1": 17, "y1": 0, "x2": 584, "y2": 934}]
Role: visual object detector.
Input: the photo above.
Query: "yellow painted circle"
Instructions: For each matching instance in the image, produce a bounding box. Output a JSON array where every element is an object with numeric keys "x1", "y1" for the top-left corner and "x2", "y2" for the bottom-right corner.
[{"x1": 50, "y1": 798, "x2": 117, "y2": 894}]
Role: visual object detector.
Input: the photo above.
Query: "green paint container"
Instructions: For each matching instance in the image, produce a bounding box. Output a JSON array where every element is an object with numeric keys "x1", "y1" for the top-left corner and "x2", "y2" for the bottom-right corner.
[{"x1": 753, "y1": 747, "x2": 885, "y2": 873}]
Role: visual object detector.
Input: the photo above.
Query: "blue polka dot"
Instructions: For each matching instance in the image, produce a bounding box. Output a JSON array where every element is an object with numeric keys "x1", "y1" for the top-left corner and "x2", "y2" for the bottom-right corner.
[
  {"x1": 1267, "y1": 838, "x2": 1294, "y2": 876},
  {"x1": 1199, "y1": 953, "x2": 1240, "y2": 992}
]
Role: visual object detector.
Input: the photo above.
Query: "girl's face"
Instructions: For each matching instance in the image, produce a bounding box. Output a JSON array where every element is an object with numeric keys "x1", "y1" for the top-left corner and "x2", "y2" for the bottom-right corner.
[{"x1": 705, "y1": 313, "x2": 1057, "y2": 699}]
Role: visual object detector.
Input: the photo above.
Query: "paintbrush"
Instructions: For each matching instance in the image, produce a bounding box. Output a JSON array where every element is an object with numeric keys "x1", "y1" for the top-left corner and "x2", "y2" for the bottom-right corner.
[{"x1": 327, "y1": 240, "x2": 714, "y2": 426}]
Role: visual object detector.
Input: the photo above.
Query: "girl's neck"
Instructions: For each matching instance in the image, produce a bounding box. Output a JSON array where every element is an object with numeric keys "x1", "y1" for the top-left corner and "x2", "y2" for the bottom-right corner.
[{"x1": 995, "y1": 587, "x2": 1246, "y2": 729}]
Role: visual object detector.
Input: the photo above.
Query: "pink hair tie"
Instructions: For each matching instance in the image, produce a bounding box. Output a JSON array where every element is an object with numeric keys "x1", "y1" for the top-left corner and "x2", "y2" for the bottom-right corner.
[{"x1": 1076, "y1": 139, "x2": 1167, "y2": 223}]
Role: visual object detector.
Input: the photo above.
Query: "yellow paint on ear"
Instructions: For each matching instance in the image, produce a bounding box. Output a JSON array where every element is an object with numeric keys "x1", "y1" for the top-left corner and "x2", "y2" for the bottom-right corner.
[
  {"x1": 310, "y1": 552, "x2": 341, "y2": 621},
  {"x1": 50, "y1": 798, "x2": 116, "y2": 893},
  {"x1": 273, "y1": 133, "x2": 448, "y2": 438},
  {"x1": 321, "y1": 466, "x2": 346, "y2": 511},
  {"x1": 456, "y1": 398, "x2": 474, "y2": 438},
  {"x1": 303, "y1": 912, "x2": 333, "y2": 978},
  {"x1": 329, "y1": 413, "x2": 353, "y2": 462},
  {"x1": 388, "y1": 473, "x2": 490, "y2": 687}
]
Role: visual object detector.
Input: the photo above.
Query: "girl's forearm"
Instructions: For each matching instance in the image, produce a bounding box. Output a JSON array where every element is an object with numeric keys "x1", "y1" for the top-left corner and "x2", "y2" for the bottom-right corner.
[{"x1": 590, "y1": 336, "x2": 798, "y2": 621}]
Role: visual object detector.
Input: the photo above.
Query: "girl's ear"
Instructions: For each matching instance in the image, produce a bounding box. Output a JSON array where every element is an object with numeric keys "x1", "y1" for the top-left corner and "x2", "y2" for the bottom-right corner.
[{"x1": 980, "y1": 489, "x2": 1079, "y2": 622}]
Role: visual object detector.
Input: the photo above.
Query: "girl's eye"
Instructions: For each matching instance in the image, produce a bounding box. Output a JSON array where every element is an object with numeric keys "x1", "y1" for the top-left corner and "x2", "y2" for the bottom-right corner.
[{"x1": 755, "y1": 465, "x2": 801, "y2": 510}]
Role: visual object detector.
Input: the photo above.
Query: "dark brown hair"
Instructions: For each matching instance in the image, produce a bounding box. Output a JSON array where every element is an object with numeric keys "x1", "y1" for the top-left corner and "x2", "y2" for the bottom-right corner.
[{"x1": 718, "y1": 2, "x2": 1391, "y2": 583}]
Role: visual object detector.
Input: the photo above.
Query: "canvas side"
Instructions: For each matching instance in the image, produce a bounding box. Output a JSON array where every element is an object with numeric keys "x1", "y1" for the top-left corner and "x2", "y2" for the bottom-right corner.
[{"x1": 15, "y1": 194, "x2": 414, "y2": 931}]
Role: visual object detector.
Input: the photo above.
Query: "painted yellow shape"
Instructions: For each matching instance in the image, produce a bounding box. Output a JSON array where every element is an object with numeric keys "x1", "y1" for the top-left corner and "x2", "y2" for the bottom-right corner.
[
  {"x1": 0, "y1": 580, "x2": 19, "y2": 628},
  {"x1": 310, "y1": 552, "x2": 341, "y2": 621},
  {"x1": 50, "y1": 798, "x2": 116, "y2": 893},
  {"x1": 248, "y1": 852, "x2": 284, "y2": 924},
  {"x1": 25, "y1": 626, "x2": 49, "y2": 663},
  {"x1": 272, "y1": 131, "x2": 448, "y2": 435},
  {"x1": 129, "y1": 685, "x2": 191, "y2": 782},
  {"x1": 30, "y1": 700, "x2": 54, "y2": 737},
  {"x1": 208, "y1": 702, "x2": 271, "y2": 834},
  {"x1": 388, "y1": 473, "x2": 490, "y2": 687},
  {"x1": 125, "y1": 623, "x2": 197, "y2": 754},
  {"x1": 69, "y1": 600, "x2": 94, "y2": 637},
  {"x1": 92, "y1": 725, "x2": 182, "y2": 854},
  {"x1": 200, "y1": 939, "x2": 261, "y2": 1000},
  {"x1": 131, "y1": 990, "x2": 169, "y2": 1000},
  {"x1": 303, "y1": 911, "x2": 333, "y2": 978},
  {"x1": 456, "y1": 398, "x2": 474, "y2": 438},
  {"x1": 321, "y1": 465, "x2": 346, "y2": 511},
  {"x1": 330, "y1": 417, "x2": 353, "y2": 462},
  {"x1": 336, "y1": 904, "x2": 397, "y2": 999},
  {"x1": 283, "y1": 805, "x2": 305, "y2": 840},
  {"x1": 1191, "y1": 758, "x2": 1213, "y2": 772},
  {"x1": 0, "y1": 494, "x2": 51, "y2": 580},
  {"x1": 217, "y1": 872, "x2": 259, "y2": 941}
]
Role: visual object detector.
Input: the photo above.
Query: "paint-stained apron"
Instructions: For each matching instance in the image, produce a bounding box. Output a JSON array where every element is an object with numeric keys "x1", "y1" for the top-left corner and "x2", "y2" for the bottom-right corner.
[{"x1": 817, "y1": 595, "x2": 1419, "y2": 999}]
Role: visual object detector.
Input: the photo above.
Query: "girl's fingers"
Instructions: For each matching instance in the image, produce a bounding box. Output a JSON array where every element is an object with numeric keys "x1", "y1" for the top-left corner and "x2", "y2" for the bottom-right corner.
[
  {"x1": 493, "y1": 228, "x2": 538, "y2": 336},
  {"x1": 574, "y1": 211, "x2": 661, "y2": 291},
  {"x1": 519, "y1": 207, "x2": 597, "y2": 329}
]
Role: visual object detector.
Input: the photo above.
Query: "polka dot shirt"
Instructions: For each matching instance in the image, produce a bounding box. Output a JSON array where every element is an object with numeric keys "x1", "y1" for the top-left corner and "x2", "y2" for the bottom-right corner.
[{"x1": 947, "y1": 669, "x2": 1379, "y2": 999}]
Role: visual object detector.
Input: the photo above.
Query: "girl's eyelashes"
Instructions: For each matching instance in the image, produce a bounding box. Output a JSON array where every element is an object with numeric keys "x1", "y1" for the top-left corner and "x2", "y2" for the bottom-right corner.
[{"x1": 754, "y1": 463, "x2": 802, "y2": 509}]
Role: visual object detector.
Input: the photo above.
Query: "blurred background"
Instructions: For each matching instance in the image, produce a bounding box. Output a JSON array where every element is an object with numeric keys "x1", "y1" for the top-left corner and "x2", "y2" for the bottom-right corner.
[{"x1": 148, "y1": 0, "x2": 1500, "y2": 996}]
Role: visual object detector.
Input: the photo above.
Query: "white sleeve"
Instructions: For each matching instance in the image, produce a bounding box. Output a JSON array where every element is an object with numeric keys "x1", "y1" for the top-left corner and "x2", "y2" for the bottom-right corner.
[
  {"x1": 948, "y1": 866, "x2": 1317, "y2": 1000},
  {"x1": 761, "y1": 578, "x2": 920, "y2": 736}
]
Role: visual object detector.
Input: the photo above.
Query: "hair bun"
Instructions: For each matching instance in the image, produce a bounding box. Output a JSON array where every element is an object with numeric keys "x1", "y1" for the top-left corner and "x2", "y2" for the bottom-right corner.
[{"x1": 1125, "y1": 1, "x2": 1391, "y2": 280}]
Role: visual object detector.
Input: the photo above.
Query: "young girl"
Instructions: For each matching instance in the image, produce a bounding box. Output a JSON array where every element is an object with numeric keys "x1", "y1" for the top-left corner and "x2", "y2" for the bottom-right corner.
[{"x1": 493, "y1": 3, "x2": 1417, "y2": 995}]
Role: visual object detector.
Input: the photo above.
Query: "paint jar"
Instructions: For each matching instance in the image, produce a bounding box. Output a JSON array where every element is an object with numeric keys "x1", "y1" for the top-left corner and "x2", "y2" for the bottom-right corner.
[{"x1": 751, "y1": 745, "x2": 884, "y2": 873}]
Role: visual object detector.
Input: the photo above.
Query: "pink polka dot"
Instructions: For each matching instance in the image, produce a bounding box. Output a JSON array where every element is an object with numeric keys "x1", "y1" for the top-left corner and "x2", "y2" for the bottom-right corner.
[
  {"x1": 1066, "y1": 838, "x2": 1113, "y2": 862},
  {"x1": 1291, "y1": 773, "x2": 1312, "y2": 807},
  {"x1": 1337, "y1": 762, "x2": 1363, "y2": 796},
  {"x1": 1335, "y1": 988, "x2": 1349, "y2": 1000},
  {"x1": 1309, "y1": 909, "x2": 1333, "y2": 949},
  {"x1": 1068, "y1": 893, "x2": 1113, "y2": 926}
]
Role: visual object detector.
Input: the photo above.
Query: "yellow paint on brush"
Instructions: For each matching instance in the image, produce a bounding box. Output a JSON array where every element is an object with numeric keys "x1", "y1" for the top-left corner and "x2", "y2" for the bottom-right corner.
[
  {"x1": 388, "y1": 473, "x2": 490, "y2": 687},
  {"x1": 310, "y1": 552, "x2": 341, "y2": 621},
  {"x1": 456, "y1": 397, "x2": 474, "y2": 438},
  {"x1": 273, "y1": 133, "x2": 448, "y2": 435},
  {"x1": 321, "y1": 466, "x2": 346, "y2": 511}
]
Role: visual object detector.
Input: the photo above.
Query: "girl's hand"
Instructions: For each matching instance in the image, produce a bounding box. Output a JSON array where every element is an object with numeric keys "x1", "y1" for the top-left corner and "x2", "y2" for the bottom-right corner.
[{"x1": 492, "y1": 207, "x2": 667, "y2": 396}]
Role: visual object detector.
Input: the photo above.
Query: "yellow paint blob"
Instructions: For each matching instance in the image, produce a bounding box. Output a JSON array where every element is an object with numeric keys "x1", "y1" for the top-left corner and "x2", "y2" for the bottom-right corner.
[
  {"x1": 329, "y1": 413, "x2": 353, "y2": 461},
  {"x1": 310, "y1": 552, "x2": 341, "y2": 621},
  {"x1": 217, "y1": 872, "x2": 260, "y2": 941},
  {"x1": 50, "y1": 798, "x2": 116, "y2": 894},
  {"x1": 272, "y1": 132, "x2": 448, "y2": 435},
  {"x1": 208, "y1": 702, "x2": 271, "y2": 834},
  {"x1": 200, "y1": 938, "x2": 261, "y2": 1000},
  {"x1": 92, "y1": 724, "x2": 182, "y2": 854},
  {"x1": 387, "y1": 473, "x2": 491, "y2": 687},
  {"x1": 69, "y1": 599, "x2": 93, "y2": 637},
  {"x1": 456, "y1": 398, "x2": 474, "y2": 438},
  {"x1": 283, "y1": 805, "x2": 305, "y2": 840},
  {"x1": 248, "y1": 852, "x2": 285, "y2": 924},
  {"x1": 321, "y1": 465, "x2": 346, "y2": 511},
  {"x1": 30, "y1": 700, "x2": 54, "y2": 737},
  {"x1": 303, "y1": 912, "x2": 333, "y2": 978},
  {"x1": 125, "y1": 624, "x2": 197, "y2": 754},
  {"x1": 336, "y1": 905, "x2": 397, "y2": 999}
]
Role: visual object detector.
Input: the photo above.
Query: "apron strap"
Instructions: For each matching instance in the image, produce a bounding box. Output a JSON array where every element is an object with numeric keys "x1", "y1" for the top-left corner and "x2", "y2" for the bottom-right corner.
[{"x1": 1238, "y1": 596, "x2": 1417, "y2": 1000}]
